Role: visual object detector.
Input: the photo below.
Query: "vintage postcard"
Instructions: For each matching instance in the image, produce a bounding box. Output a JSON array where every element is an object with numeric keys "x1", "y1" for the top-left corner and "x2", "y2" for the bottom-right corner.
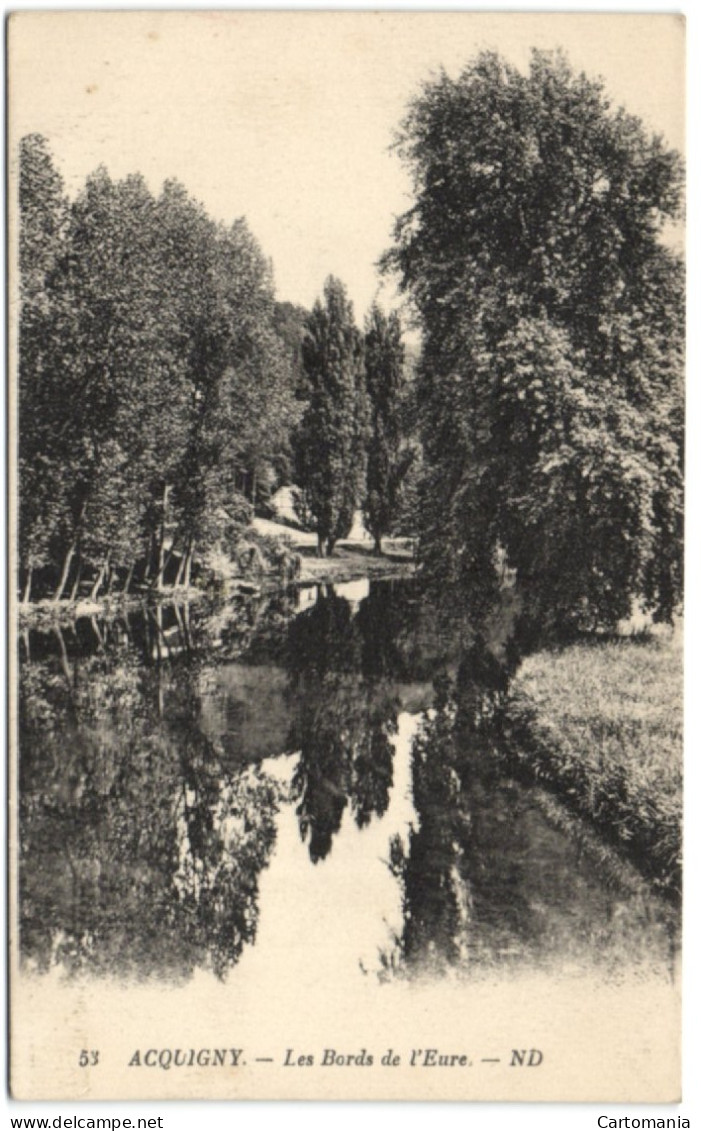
[{"x1": 7, "y1": 10, "x2": 685, "y2": 1103}]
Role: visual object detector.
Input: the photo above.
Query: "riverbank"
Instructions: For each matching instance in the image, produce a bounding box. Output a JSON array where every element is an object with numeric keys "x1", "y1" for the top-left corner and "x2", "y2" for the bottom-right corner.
[
  {"x1": 501, "y1": 625, "x2": 682, "y2": 899},
  {"x1": 294, "y1": 543, "x2": 415, "y2": 586},
  {"x1": 16, "y1": 522, "x2": 416, "y2": 624},
  {"x1": 252, "y1": 516, "x2": 416, "y2": 586}
]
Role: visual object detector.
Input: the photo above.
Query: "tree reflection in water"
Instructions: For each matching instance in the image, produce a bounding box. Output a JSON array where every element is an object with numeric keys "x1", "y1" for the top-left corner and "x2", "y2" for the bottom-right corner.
[
  {"x1": 390, "y1": 675, "x2": 472, "y2": 973},
  {"x1": 390, "y1": 619, "x2": 679, "y2": 980},
  {"x1": 19, "y1": 584, "x2": 675, "y2": 986},
  {"x1": 19, "y1": 622, "x2": 281, "y2": 981},
  {"x1": 384, "y1": 608, "x2": 522, "y2": 976},
  {"x1": 285, "y1": 588, "x2": 398, "y2": 863}
]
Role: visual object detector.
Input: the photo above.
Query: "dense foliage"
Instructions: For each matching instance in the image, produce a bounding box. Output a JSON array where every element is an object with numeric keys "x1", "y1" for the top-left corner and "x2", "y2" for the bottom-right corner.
[
  {"x1": 293, "y1": 277, "x2": 369, "y2": 555},
  {"x1": 363, "y1": 304, "x2": 413, "y2": 554},
  {"x1": 18, "y1": 135, "x2": 300, "y2": 602},
  {"x1": 384, "y1": 50, "x2": 684, "y2": 628}
]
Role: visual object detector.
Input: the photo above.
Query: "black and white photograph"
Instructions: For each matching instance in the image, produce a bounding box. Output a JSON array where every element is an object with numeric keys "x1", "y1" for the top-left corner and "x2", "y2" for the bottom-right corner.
[{"x1": 7, "y1": 10, "x2": 686, "y2": 1104}]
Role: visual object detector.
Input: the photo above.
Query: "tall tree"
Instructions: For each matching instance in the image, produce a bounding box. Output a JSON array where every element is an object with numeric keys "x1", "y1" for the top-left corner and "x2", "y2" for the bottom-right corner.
[
  {"x1": 17, "y1": 139, "x2": 301, "y2": 601},
  {"x1": 53, "y1": 168, "x2": 190, "y2": 599},
  {"x1": 384, "y1": 49, "x2": 684, "y2": 629},
  {"x1": 154, "y1": 184, "x2": 298, "y2": 581},
  {"x1": 273, "y1": 301, "x2": 310, "y2": 398},
  {"x1": 363, "y1": 304, "x2": 410, "y2": 554},
  {"x1": 17, "y1": 135, "x2": 71, "y2": 602},
  {"x1": 294, "y1": 277, "x2": 368, "y2": 556}
]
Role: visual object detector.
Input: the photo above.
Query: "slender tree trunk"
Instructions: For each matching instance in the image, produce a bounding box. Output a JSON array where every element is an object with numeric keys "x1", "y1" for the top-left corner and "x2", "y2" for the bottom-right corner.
[
  {"x1": 90, "y1": 552, "x2": 110, "y2": 600},
  {"x1": 173, "y1": 601, "x2": 186, "y2": 650},
  {"x1": 22, "y1": 565, "x2": 33, "y2": 606},
  {"x1": 70, "y1": 557, "x2": 83, "y2": 602},
  {"x1": 155, "y1": 543, "x2": 164, "y2": 591},
  {"x1": 155, "y1": 484, "x2": 171, "y2": 592},
  {"x1": 317, "y1": 534, "x2": 325, "y2": 558},
  {"x1": 22, "y1": 629, "x2": 30, "y2": 662},
  {"x1": 183, "y1": 541, "x2": 194, "y2": 589},
  {"x1": 151, "y1": 546, "x2": 177, "y2": 591},
  {"x1": 182, "y1": 600, "x2": 192, "y2": 651},
  {"x1": 175, "y1": 535, "x2": 192, "y2": 587},
  {"x1": 373, "y1": 535, "x2": 382, "y2": 556},
  {"x1": 54, "y1": 504, "x2": 86, "y2": 602},
  {"x1": 327, "y1": 538, "x2": 336, "y2": 556},
  {"x1": 54, "y1": 626, "x2": 72, "y2": 684},
  {"x1": 174, "y1": 553, "x2": 186, "y2": 588},
  {"x1": 53, "y1": 535, "x2": 78, "y2": 602},
  {"x1": 142, "y1": 533, "x2": 156, "y2": 584},
  {"x1": 122, "y1": 561, "x2": 135, "y2": 595},
  {"x1": 151, "y1": 609, "x2": 162, "y2": 664}
]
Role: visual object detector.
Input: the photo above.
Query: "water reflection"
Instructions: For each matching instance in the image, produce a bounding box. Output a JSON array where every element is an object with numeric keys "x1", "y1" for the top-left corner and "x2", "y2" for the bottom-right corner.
[
  {"x1": 286, "y1": 589, "x2": 398, "y2": 861},
  {"x1": 390, "y1": 656, "x2": 678, "y2": 981},
  {"x1": 392, "y1": 677, "x2": 472, "y2": 973},
  {"x1": 19, "y1": 640, "x2": 282, "y2": 981},
  {"x1": 18, "y1": 579, "x2": 678, "y2": 985}
]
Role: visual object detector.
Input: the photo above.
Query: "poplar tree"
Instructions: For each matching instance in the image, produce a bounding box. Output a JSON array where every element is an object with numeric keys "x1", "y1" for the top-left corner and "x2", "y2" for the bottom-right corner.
[
  {"x1": 363, "y1": 304, "x2": 408, "y2": 554},
  {"x1": 294, "y1": 277, "x2": 368, "y2": 556},
  {"x1": 17, "y1": 135, "x2": 70, "y2": 602}
]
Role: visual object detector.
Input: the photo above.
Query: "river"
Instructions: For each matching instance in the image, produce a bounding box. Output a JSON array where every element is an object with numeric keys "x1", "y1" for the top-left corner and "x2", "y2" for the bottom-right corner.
[{"x1": 17, "y1": 577, "x2": 678, "y2": 988}]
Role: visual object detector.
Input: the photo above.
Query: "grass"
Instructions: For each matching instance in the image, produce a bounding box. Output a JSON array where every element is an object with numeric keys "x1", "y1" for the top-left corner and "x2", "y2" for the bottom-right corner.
[
  {"x1": 294, "y1": 542, "x2": 415, "y2": 585},
  {"x1": 502, "y1": 626, "x2": 682, "y2": 899},
  {"x1": 252, "y1": 515, "x2": 415, "y2": 586}
]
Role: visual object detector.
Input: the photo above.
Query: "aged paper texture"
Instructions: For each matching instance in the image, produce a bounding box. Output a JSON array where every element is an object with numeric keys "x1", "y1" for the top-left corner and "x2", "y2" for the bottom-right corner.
[{"x1": 8, "y1": 10, "x2": 684, "y2": 1103}]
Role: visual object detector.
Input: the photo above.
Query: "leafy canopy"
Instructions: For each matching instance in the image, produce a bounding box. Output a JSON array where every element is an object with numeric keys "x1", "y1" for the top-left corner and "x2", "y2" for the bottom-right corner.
[{"x1": 384, "y1": 49, "x2": 684, "y2": 628}]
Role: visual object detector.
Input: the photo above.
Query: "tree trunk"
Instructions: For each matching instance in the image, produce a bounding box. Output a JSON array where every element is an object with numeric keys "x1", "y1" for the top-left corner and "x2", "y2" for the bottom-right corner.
[
  {"x1": 151, "y1": 546, "x2": 176, "y2": 591},
  {"x1": 373, "y1": 535, "x2": 382, "y2": 556},
  {"x1": 53, "y1": 504, "x2": 86, "y2": 602},
  {"x1": 181, "y1": 600, "x2": 192, "y2": 650},
  {"x1": 173, "y1": 601, "x2": 186, "y2": 650},
  {"x1": 151, "y1": 608, "x2": 162, "y2": 664},
  {"x1": 122, "y1": 561, "x2": 135, "y2": 595},
  {"x1": 142, "y1": 533, "x2": 157, "y2": 584},
  {"x1": 90, "y1": 552, "x2": 110, "y2": 600},
  {"x1": 183, "y1": 541, "x2": 194, "y2": 589},
  {"x1": 317, "y1": 533, "x2": 325, "y2": 558},
  {"x1": 54, "y1": 626, "x2": 72, "y2": 684},
  {"x1": 327, "y1": 538, "x2": 336, "y2": 556},
  {"x1": 155, "y1": 484, "x2": 171, "y2": 592},
  {"x1": 22, "y1": 565, "x2": 33, "y2": 606},
  {"x1": 251, "y1": 468, "x2": 257, "y2": 509},
  {"x1": 53, "y1": 536, "x2": 78, "y2": 602},
  {"x1": 122, "y1": 612, "x2": 134, "y2": 644},
  {"x1": 69, "y1": 558, "x2": 83, "y2": 602},
  {"x1": 175, "y1": 536, "x2": 192, "y2": 587}
]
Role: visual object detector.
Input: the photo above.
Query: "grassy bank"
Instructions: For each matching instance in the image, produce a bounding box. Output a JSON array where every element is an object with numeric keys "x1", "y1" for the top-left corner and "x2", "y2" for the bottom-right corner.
[
  {"x1": 502, "y1": 627, "x2": 682, "y2": 899},
  {"x1": 294, "y1": 543, "x2": 415, "y2": 586},
  {"x1": 252, "y1": 515, "x2": 416, "y2": 586}
]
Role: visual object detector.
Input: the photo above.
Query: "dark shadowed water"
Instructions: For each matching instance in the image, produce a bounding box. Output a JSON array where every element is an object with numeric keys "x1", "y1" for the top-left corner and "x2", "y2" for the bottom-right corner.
[{"x1": 18, "y1": 578, "x2": 678, "y2": 986}]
